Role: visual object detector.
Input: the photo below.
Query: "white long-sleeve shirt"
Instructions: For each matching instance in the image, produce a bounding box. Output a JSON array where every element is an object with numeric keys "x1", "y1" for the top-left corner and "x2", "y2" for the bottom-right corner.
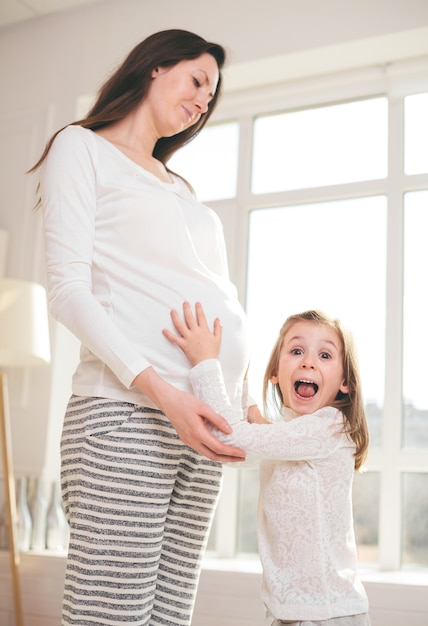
[
  {"x1": 40, "y1": 125, "x2": 249, "y2": 408},
  {"x1": 189, "y1": 359, "x2": 369, "y2": 621}
]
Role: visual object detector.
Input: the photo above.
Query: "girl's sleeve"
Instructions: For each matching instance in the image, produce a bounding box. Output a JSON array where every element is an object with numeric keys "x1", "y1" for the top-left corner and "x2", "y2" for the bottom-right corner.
[
  {"x1": 189, "y1": 359, "x2": 351, "y2": 464},
  {"x1": 40, "y1": 128, "x2": 150, "y2": 388}
]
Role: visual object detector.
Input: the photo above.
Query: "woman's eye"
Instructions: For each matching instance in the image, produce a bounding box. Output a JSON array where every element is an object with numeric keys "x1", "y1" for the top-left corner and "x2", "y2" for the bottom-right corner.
[{"x1": 193, "y1": 77, "x2": 201, "y2": 87}]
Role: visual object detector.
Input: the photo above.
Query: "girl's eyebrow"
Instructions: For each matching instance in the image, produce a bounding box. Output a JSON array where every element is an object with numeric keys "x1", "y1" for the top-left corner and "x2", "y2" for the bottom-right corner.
[
  {"x1": 286, "y1": 335, "x2": 304, "y2": 343},
  {"x1": 320, "y1": 339, "x2": 340, "y2": 350},
  {"x1": 286, "y1": 335, "x2": 340, "y2": 351}
]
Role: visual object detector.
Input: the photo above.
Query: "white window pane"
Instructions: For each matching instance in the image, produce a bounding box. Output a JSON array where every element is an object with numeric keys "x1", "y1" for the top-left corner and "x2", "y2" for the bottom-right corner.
[
  {"x1": 353, "y1": 471, "x2": 380, "y2": 564},
  {"x1": 236, "y1": 469, "x2": 259, "y2": 555},
  {"x1": 402, "y1": 473, "x2": 428, "y2": 567},
  {"x1": 252, "y1": 98, "x2": 388, "y2": 193},
  {"x1": 405, "y1": 93, "x2": 428, "y2": 175},
  {"x1": 239, "y1": 197, "x2": 386, "y2": 558},
  {"x1": 245, "y1": 196, "x2": 387, "y2": 426},
  {"x1": 168, "y1": 122, "x2": 239, "y2": 201},
  {"x1": 403, "y1": 190, "x2": 428, "y2": 448}
]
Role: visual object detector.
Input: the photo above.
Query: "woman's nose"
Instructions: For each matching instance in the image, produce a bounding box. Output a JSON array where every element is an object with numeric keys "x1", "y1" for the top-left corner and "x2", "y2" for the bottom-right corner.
[{"x1": 195, "y1": 93, "x2": 209, "y2": 114}]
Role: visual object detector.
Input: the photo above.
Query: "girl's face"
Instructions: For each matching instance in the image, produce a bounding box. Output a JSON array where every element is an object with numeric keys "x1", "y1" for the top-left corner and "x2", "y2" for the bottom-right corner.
[
  {"x1": 146, "y1": 53, "x2": 219, "y2": 138},
  {"x1": 270, "y1": 320, "x2": 349, "y2": 415}
]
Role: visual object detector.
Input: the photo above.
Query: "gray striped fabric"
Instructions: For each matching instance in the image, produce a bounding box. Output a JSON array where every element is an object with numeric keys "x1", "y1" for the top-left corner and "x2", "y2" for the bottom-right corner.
[{"x1": 60, "y1": 395, "x2": 223, "y2": 625}]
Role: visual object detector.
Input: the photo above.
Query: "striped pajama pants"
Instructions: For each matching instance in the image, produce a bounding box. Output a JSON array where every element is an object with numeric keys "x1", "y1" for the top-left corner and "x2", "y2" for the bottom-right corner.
[{"x1": 60, "y1": 395, "x2": 223, "y2": 626}]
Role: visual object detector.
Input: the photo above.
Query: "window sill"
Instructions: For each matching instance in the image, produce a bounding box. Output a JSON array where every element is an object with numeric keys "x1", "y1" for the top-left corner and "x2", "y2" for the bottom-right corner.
[
  {"x1": 202, "y1": 556, "x2": 428, "y2": 586},
  {"x1": 5, "y1": 551, "x2": 428, "y2": 587}
]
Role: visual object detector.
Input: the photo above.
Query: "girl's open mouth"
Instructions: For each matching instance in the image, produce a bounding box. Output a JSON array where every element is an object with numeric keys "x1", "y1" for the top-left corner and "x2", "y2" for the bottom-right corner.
[{"x1": 294, "y1": 380, "x2": 318, "y2": 398}]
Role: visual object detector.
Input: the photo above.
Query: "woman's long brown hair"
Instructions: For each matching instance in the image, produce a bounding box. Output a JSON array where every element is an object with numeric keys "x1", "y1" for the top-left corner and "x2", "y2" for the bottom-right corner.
[{"x1": 29, "y1": 29, "x2": 226, "y2": 194}]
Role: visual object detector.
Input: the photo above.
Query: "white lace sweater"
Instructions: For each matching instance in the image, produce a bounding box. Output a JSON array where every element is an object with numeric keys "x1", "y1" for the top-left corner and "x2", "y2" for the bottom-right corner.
[{"x1": 190, "y1": 359, "x2": 369, "y2": 621}]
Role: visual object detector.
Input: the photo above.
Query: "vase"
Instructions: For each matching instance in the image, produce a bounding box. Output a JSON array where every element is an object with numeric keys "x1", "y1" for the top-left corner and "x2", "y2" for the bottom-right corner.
[
  {"x1": 46, "y1": 481, "x2": 69, "y2": 551},
  {"x1": 29, "y1": 476, "x2": 48, "y2": 551},
  {"x1": 16, "y1": 476, "x2": 32, "y2": 551}
]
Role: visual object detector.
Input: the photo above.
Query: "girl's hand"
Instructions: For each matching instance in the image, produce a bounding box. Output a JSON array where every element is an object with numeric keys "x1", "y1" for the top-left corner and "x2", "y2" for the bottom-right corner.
[{"x1": 163, "y1": 301, "x2": 221, "y2": 366}]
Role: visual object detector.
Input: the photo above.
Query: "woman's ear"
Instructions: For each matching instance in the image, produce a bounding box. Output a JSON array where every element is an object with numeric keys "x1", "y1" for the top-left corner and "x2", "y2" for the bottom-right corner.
[
  {"x1": 339, "y1": 380, "x2": 349, "y2": 394},
  {"x1": 151, "y1": 67, "x2": 159, "y2": 79}
]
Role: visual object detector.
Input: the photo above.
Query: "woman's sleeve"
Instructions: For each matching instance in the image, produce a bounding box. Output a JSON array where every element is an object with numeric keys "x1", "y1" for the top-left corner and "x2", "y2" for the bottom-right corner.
[
  {"x1": 189, "y1": 359, "x2": 350, "y2": 464},
  {"x1": 40, "y1": 128, "x2": 150, "y2": 388}
]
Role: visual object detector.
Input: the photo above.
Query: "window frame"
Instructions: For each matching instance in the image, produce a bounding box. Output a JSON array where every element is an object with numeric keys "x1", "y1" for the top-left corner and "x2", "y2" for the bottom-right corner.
[{"x1": 204, "y1": 56, "x2": 428, "y2": 571}]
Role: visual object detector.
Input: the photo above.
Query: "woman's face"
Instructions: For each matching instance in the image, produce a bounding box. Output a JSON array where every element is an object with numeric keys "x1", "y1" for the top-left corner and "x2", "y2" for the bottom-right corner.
[
  {"x1": 270, "y1": 321, "x2": 349, "y2": 415},
  {"x1": 146, "y1": 52, "x2": 219, "y2": 138}
]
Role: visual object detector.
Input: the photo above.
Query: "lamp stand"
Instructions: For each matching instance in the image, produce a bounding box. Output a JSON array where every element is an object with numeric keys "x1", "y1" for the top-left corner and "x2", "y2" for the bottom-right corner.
[{"x1": 0, "y1": 371, "x2": 24, "y2": 626}]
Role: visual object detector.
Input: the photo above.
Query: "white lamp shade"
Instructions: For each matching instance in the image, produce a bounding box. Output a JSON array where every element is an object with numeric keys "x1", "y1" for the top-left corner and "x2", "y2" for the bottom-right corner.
[{"x1": 0, "y1": 278, "x2": 51, "y2": 367}]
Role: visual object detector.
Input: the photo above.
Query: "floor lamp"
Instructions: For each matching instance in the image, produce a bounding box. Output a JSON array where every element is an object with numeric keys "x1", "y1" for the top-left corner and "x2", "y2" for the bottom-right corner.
[{"x1": 0, "y1": 278, "x2": 51, "y2": 626}]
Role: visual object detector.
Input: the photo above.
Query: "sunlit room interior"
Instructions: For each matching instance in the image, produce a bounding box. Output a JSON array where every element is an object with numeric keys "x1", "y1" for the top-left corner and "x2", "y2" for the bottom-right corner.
[{"x1": 0, "y1": 0, "x2": 427, "y2": 624}]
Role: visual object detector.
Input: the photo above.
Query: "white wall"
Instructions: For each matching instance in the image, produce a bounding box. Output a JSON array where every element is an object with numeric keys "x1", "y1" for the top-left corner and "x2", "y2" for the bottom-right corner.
[
  {"x1": 0, "y1": 0, "x2": 428, "y2": 622},
  {"x1": 1, "y1": 0, "x2": 428, "y2": 478}
]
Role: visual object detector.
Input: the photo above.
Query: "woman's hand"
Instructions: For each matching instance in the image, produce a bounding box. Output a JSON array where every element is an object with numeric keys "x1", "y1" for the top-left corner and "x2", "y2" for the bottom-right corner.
[
  {"x1": 132, "y1": 366, "x2": 246, "y2": 462},
  {"x1": 247, "y1": 404, "x2": 269, "y2": 424},
  {"x1": 162, "y1": 301, "x2": 221, "y2": 366}
]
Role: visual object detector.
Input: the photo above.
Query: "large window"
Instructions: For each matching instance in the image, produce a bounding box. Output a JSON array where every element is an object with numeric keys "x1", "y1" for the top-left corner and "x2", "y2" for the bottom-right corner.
[
  {"x1": 252, "y1": 97, "x2": 388, "y2": 192},
  {"x1": 169, "y1": 121, "x2": 239, "y2": 201},
  {"x1": 169, "y1": 58, "x2": 428, "y2": 571}
]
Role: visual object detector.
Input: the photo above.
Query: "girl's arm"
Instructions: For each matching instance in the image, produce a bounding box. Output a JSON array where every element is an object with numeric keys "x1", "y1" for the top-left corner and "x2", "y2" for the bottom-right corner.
[{"x1": 164, "y1": 302, "x2": 353, "y2": 464}]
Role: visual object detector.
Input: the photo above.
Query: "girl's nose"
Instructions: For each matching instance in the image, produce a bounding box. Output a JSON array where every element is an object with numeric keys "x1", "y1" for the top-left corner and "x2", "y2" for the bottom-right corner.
[{"x1": 301, "y1": 354, "x2": 316, "y2": 369}]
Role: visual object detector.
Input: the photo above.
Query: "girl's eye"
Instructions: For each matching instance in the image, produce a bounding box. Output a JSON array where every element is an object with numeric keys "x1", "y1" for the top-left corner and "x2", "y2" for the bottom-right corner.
[
  {"x1": 291, "y1": 348, "x2": 303, "y2": 355},
  {"x1": 320, "y1": 352, "x2": 331, "y2": 359}
]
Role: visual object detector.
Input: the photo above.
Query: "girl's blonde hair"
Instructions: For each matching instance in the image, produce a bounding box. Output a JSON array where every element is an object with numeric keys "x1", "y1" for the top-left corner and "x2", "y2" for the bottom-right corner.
[{"x1": 263, "y1": 310, "x2": 369, "y2": 470}]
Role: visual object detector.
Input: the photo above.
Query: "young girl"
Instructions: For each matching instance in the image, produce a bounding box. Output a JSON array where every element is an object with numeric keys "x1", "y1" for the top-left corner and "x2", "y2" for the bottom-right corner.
[{"x1": 164, "y1": 302, "x2": 371, "y2": 626}]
